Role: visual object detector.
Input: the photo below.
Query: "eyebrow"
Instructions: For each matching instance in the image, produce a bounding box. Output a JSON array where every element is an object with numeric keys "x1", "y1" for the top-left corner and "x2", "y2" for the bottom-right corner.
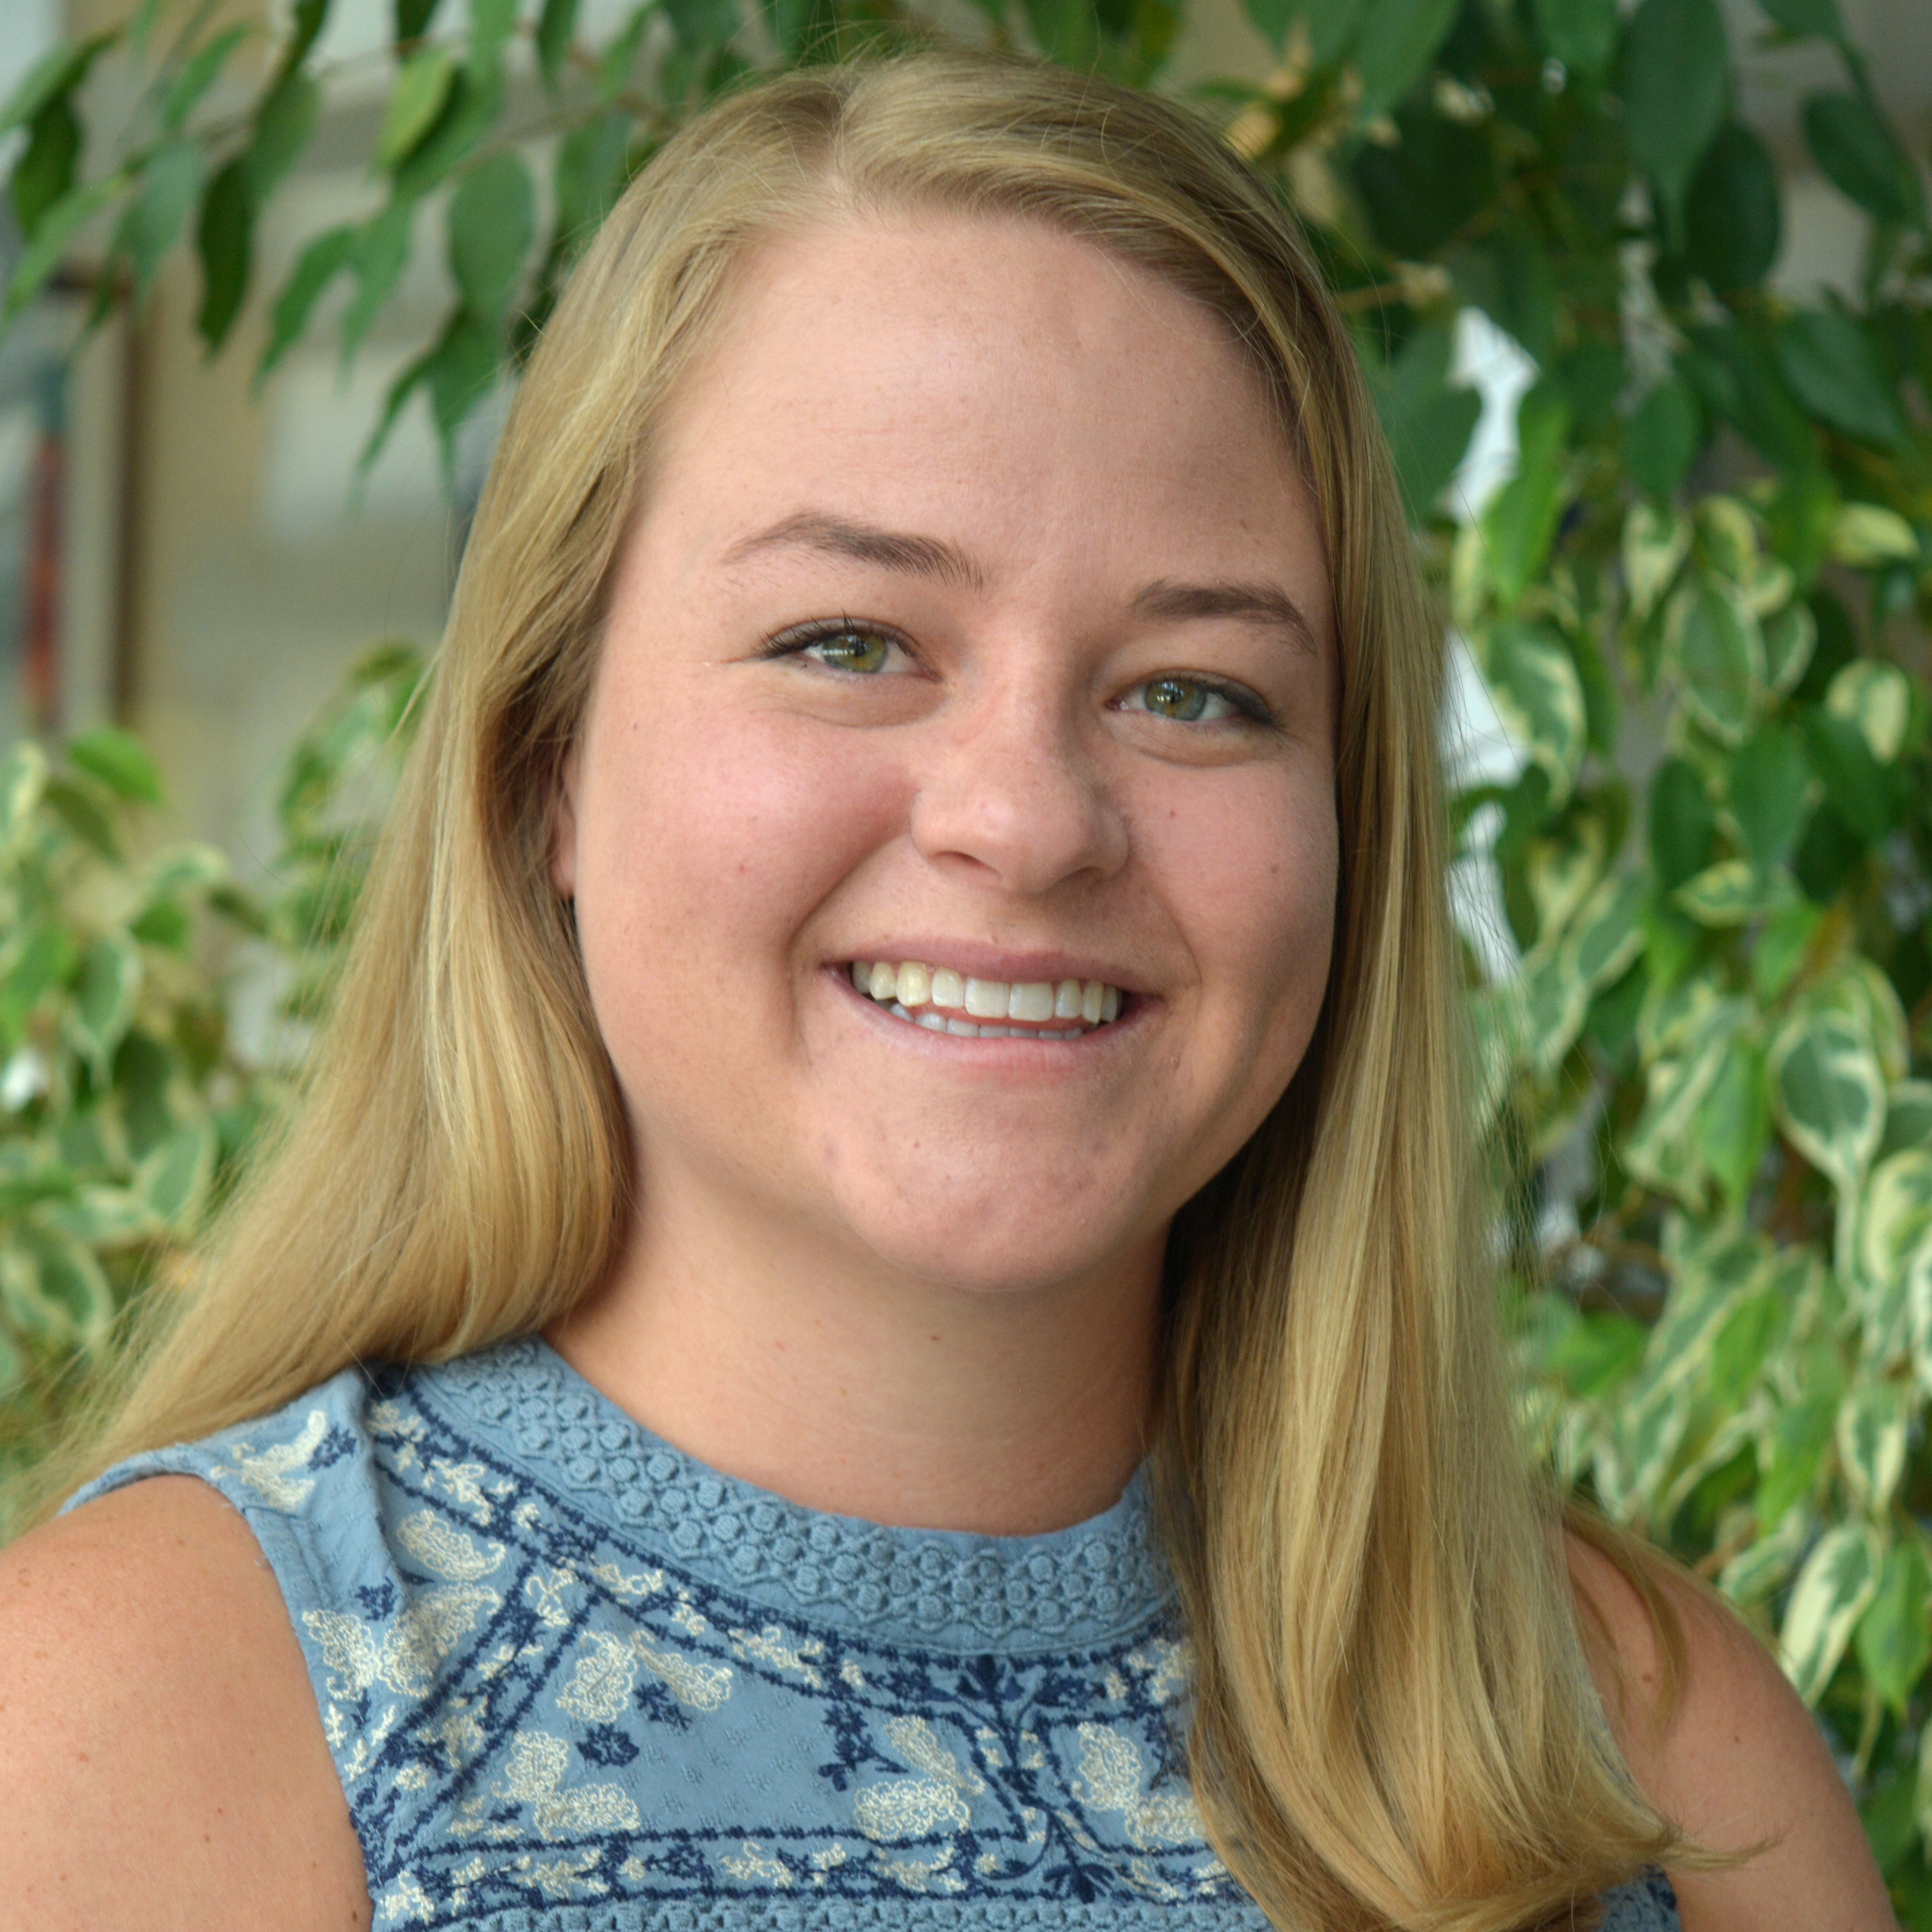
[
  {"x1": 1129, "y1": 577, "x2": 1319, "y2": 660},
  {"x1": 721, "y1": 512, "x2": 986, "y2": 591},
  {"x1": 723, "y1": 511, "x2": 1317, "y2": 658}
]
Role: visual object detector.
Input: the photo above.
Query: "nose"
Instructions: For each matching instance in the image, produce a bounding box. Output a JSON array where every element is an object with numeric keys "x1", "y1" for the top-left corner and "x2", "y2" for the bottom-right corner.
[{"x1": 907, "y1": 661, "x2": 1130, "y2": 895}]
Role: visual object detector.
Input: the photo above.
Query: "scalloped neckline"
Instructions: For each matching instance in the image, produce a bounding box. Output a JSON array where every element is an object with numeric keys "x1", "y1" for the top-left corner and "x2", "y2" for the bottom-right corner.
[{"x1": 409, "y1": 1335, "x2": 1169, "y2": 1655}]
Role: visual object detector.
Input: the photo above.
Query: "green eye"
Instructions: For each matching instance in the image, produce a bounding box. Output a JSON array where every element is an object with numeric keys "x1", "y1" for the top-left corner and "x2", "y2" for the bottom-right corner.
[
  {"x1": 809, "y1": 629, "x2": 891, "y2": 673},
  {"x1": 1142, "y1": 677, "x2": 1212, "y2": 720}
]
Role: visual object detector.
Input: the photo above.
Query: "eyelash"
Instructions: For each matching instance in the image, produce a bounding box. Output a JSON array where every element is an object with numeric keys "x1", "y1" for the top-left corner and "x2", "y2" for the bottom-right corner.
[{"x1": 758, "y1": 618, "x2": 1278, "y2": 730}]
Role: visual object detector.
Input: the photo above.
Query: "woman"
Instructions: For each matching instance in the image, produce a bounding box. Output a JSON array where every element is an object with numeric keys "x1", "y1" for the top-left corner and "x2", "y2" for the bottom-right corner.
[{"x1": 0, "y1": 52, "x2": 1893, "y2": 1932}]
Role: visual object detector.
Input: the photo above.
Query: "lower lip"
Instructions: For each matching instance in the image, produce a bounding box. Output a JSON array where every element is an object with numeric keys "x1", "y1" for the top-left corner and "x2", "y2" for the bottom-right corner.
[{"x1": 828, "y1": 966, "x2": 1138, "y2": 1052}]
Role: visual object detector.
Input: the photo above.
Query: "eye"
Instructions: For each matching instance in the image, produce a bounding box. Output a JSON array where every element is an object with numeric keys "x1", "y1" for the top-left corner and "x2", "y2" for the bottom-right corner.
[
  {"x1": 1122, "y1": 675, "x2": 1269, "y2": 726},
  {"x1": 763, "y1": 620, "x2": 910, "y2": 675}
]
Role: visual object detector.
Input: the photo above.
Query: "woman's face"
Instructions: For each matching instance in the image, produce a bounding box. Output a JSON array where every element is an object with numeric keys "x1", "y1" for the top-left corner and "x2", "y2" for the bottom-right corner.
[{"x1": 556, "y1": 212, "x2": 1339, "y2": 1299}]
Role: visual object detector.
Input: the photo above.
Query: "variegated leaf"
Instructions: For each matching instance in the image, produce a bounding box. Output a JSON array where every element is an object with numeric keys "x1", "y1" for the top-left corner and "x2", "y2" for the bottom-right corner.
[
  {"x1": 1781, "y1": 1522, "x2": 1882, "y2": 1704},
  {"x1": 1623, "y1": 501, "x2": 1692, "y2": 624},
  {"x1": 1719, "y1": 1507, "x2": 1813, "y2": 1607},
  {"x1": 1761, "y1": 602, "x2": 1817, "y2": 699},
  {"x1": 1671, "y1": 859, "x2": 1795, "y2": 928},
  {"x1": 1770, "y1": 1010, "x2": 1886, "y2": 1197},
  {"x1": 1836, "y1": 1378, "x2": 1911, "y2": 1514},
  {"x1": 1564, "y1": 870, "x2": 1646, "y2": 994},
  {"x1": 1828, "y1": 502, "x2": 1919, "y2": 568},
  {"x1": 1476, "y1": 620, "x2": 1587, "y2": 806},
  {"x1": 1826, "y1": 660, "x2": 1912, "y2": 764},
  {"x1": 1667, "y1": 574, "x2": 1765, "y2": 748},
  {"x1": 1880, "y1": 1080, "x2": 1932, "y2": 1161}
]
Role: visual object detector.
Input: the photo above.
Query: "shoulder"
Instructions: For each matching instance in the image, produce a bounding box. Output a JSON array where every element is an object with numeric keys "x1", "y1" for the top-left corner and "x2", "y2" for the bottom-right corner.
[
  {"x1": 0, "y1": 1475, "x2": 370, "y2": 1932},
  {"x1": 1564, "y1": 1528, "x2": 1897, "y2": 1932}
]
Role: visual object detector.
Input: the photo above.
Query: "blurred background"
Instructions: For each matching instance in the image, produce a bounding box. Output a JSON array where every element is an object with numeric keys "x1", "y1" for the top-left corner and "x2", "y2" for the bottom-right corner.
[
  {"x1": 4, "y1": 0, "x2": 1932, "y2": 1904},
  {"x1": 0, "y1": 0, "x2": 1927, "y2": 886}
]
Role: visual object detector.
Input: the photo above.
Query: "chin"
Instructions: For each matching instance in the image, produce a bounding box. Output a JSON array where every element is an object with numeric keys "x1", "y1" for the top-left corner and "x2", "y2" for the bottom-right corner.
[{"x1": 842, "y1": 1188, "x2": 1150, "y2": 1299}]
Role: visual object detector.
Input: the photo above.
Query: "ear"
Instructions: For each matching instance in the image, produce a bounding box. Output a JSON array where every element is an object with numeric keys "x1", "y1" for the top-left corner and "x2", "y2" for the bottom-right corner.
[{"x1": 548, "y1": 745, "x2": 581, "y2": 901}]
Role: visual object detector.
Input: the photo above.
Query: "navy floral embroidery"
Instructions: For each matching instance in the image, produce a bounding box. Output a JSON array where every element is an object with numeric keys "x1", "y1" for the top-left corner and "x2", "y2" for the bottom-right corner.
[{"x1": 68, "y1": 1340, "x2": 1680, "y2": 1932}]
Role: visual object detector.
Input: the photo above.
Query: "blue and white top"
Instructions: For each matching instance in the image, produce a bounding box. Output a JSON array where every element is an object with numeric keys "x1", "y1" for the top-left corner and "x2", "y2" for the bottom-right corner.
[{"x1": 68, "y1": 1337, "x2": 1680, "y2": 1931}]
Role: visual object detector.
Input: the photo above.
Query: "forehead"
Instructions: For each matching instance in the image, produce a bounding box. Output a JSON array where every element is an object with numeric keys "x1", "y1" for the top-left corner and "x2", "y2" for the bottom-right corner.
[{"x1": 640, "y1": 211, "x2": 1328, "y2": 625}]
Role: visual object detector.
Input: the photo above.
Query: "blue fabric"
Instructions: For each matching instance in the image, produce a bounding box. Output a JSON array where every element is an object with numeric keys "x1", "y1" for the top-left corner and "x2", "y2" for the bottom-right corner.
[{"x1": 68, "y1": 1338, "x2": 1680, "y2": 1931}]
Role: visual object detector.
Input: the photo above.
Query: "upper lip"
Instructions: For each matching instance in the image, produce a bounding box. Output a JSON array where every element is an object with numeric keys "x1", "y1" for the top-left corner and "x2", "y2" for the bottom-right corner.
[{"x1": 833, "y1": 943, "x2": 1148, "y2": 994}]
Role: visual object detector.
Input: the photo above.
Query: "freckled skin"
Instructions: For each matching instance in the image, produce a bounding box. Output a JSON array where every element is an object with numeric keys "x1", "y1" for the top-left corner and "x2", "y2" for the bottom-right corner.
[{"x1": 548, "y1": 213, "x2": 1338, "y2": 1534}]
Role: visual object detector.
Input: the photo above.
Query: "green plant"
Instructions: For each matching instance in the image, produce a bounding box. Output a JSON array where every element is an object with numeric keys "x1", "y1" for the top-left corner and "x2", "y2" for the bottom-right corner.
[
  {"x1": 0, "y1": 647, "x2": 422, "y2": 1537},
  {"x1": 5, "y1": 0, "x2": 1932, "y2": 1908}
]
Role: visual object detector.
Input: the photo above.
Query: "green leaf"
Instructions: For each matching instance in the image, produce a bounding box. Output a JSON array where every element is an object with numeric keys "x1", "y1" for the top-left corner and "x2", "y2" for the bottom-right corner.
[
  {"x1": 339, "y1": 200, "x2": 417, "y2": 363},
  {"x1": 195, "y1": 157, "x2": 254, "y2": 353},
  {"x1": 375, "y1": 47, "x2": 456, "y2": 173},
  {"x1": 0, "y1": 740, "x2": 49, "y2": 833},
  {"x1": 6, "y1": 170, "x2": 130, "y2": 320},
  {"x1": 426, "y1": 316, "x2": 500, "y2": 446},
  {"x1": 1625, "y1": 381, "x2": 1700, "y2": 501},
  {"x1": 140, "y1": 1121, "x2": 215, "y2": 1233},
  {"x1": 1367, "y1": 321, "x2": 1481, "y2": 520},
  {"x1": 1667, "y1": 575, "x2": 1764, "y2": 747},
  {"x1": 1566, "y1": 870, "x2": 1647, "y2": 994},
  {"x1": 447, "y1": 150, "x2": 534, "y2": 324},
  {"x1": 1781, "y1": 1520, "x2": 1882, "y2": 1703},
  {"x1": 1350, "y1": 0, "x2": 1458, "y2": 113},
  {"x1": 3, "y1": 1223, "x2": 114, "y2": 1347},
  {"x1": 0, "y1": 31, "x2": 115, "y2": 138},
  {"x1": 161, "y1": 24, "x2": 248, "y2": 132},
  {"x1": 1475, "y1": 621, "x2": 1587, "y2": 806},
  {"x1": 1695, "y1": 1033, "x2": 1771, "y2": 1203},
  {"x1": 40, "y1": 777, "x2": 120, "y2": 859},
  {"x1": 468, "y1": 0, "x2": 519, "y2": 75},
  {"x1": 1727, "y1": 722, "x2": 1811, "y2": 868},
  {"x1": 10, "y1": 96, "x2": 81, "y2": 239},
  {"x1": 1673, "y1": 858, "x2": 1793, "y2": 927},
  {"x1": 1855, "y1": 1539, "x2": 1931, "y2": 1717},
  {"x1": 258, "y1": 223, "x2": 356, "y2": 379},
  {"x1": 553, "y1": 112, "x2": 633, "y2": 252},
  {"x1": 68, "y1": 728, "x2": 163, "y2": 804},
  {"x1": 1828, "y1": 502, "x2": 1919, "y2": 568},
  {"x1": 248, "y1": 71, "x2": 322, "y2": 201},
  {"x1": 1625, "y1": 1000, "x2": 1748, "y2": 1204},
  {"x1": 1826, "y1": 660, "x2": 1911, "y2": 764},
  {"x1": 1762, "y1": 602, "x2": 1817, "y2": 698},
  {"x1": 1776, "y1": 311, "x2": 1904, "y2": 448},
  {"x1": 1622, "y1": 0, "x2": 1728, "y2": 217},
  {"x1": 1805, "y1": 709, "x2": 1894, "y2": 846},
  {"x1": 538, "y1": 0, "x2": 581, "y2": 83},
  {"x1": 68, "y1": 934, "x2": 141, "y2": 1076},
  {"x1": 1861, "y1": 1152, "x2": 1932, "y2": 1292},
  {"x1": 1880, "y1": 1083, "x2": 1932, "y2": 1162},
  {"x1": 1532, "y1": 0, "x2": 1620, "y2": 73},
  {"x1": 1756, "y1": 0, "x2": 1841, "y2": 38},
  {"x1": 1648, "y1": 756, "x2": 1717, "y2": 891},
  {"x1": 113, "y1": 140, "x2": 204, "y2": 304},
  {"x1": 1771, "y1": 1008, "x2": 1886, "y2": 1196},
  {"x1": 1481, "y1": 386, "x2": 1572, "y2": 610},
  {"x1": 1802, "y1": 91, "x2": 1921, "y2": 226},
  {"x1": 0, "y1": 924, "x2": 78, "y2": 1046},
  {"x1": 1685, "y1": 122, "x2": 1782, "y2": 295},
  {"x1": 1837, "y1": 1377, "x2": 1910, "y2": 1513},
  {"x1": 395, "y1": 0, "x2": 444, "y2": 40}
]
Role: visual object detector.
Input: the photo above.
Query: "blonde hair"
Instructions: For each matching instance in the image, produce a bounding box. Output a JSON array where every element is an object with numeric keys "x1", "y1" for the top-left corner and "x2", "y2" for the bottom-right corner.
[{"x1": 46, "y1": 52, "x2": 1681, "y2": 1930}]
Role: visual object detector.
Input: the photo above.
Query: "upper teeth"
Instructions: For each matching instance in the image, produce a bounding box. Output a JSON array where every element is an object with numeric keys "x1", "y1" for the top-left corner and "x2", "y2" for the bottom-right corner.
[{"x1": 851, "y1": 960, "x2": 1121, "y2": 1034}]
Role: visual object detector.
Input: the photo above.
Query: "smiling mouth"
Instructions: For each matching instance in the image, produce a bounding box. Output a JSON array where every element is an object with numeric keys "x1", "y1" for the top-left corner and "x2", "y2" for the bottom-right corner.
[{"x1": 847, "y1": 959, "x2": 1125, "y2": 1040}]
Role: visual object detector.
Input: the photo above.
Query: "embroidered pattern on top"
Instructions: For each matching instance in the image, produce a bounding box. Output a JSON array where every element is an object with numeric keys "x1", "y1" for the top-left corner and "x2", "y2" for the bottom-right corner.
[{"x1": 197, "y1": 1357, "x2": 1250, "y2": 1930}]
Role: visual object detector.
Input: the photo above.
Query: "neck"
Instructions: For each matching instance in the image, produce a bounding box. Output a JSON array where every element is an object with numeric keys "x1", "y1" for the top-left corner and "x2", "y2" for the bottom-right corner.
[{"x1": 545, "y1": 1168, "x2": 1164, "y2": 1537}]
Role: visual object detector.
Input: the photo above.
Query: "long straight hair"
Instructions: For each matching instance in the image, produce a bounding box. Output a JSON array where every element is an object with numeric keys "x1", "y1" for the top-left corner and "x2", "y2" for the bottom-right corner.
[{"x1": 41, "y1": 52, "x2": 1678, "y2": 1929}]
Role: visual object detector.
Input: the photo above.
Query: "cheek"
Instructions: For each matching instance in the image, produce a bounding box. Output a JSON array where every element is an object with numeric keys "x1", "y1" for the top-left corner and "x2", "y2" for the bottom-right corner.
[
  {"x1": 1148, "y1": 770, "x2": 1337, "y2": 1047},
  {"x1": 572, "y1": 692, "x2": 905, "y2": 996}
]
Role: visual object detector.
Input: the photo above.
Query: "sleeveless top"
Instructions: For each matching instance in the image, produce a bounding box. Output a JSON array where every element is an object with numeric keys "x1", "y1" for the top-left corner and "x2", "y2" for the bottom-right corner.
[{"x1": 67, "y1": 1338, "x2": 1681, "y2": 1932}]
